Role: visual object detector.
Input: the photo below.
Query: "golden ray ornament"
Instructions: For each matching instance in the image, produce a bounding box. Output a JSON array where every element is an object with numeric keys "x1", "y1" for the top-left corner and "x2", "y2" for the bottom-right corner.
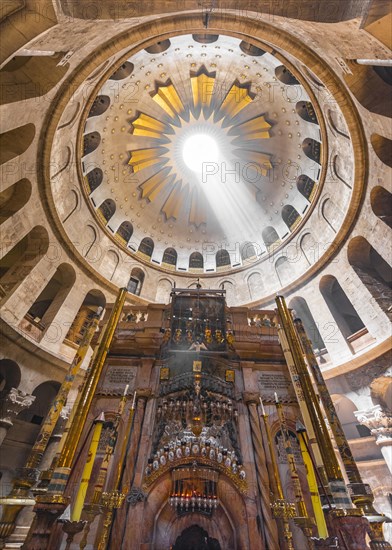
[{"x1": 128, "y1": 68, "x2": 273, "y2": 227}]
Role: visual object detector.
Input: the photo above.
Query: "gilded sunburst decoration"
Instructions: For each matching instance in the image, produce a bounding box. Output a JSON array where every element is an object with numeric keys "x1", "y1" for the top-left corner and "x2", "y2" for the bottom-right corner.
[
  {"x1": 129, "y1": 69, "x2": 272, "y2": 227},
  {"x1": 80, "y1": 34, "x2": 323, "y2": 274}
]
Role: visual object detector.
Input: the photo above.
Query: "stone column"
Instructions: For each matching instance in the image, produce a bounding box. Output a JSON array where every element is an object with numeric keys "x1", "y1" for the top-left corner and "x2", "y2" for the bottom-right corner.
[
  {"x1": 355, "y1": 405, "x2": 392, "y2": 474},
  {"x1": 0, "y1": 388, "x2": 35, "y2": 447},
  {"x1": 243, "y1": 392, "x2": 279, "y2": 550}
]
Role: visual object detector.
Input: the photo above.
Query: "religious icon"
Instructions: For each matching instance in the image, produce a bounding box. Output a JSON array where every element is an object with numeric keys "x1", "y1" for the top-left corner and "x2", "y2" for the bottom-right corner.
[
  {"x1": 225, "y1": 369, "x2": 235, "y2": 382},
  {"x1": 160, "y1": 367, "x2": 170, "y2": 380},
  {"x1": 193, "y1": 360, "x2": 202, "y2": 372}
]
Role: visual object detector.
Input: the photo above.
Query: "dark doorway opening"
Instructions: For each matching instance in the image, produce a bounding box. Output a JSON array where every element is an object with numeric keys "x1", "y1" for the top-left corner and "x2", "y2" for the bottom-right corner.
[{"x1": 172, "y1": 524, "x2": 221, "y2": 550}]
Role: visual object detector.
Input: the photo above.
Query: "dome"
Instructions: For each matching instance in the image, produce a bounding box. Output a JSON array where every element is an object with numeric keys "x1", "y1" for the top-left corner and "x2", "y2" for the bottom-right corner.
[{"x1": 0, "y1": 2, "x2": 391, "y2": 547}]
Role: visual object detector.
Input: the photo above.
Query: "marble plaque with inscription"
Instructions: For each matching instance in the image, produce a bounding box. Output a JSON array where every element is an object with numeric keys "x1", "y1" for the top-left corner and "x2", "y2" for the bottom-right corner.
[
  {"x1": 258, "y1": 371, "x2": 295, "y2": 401},
  {"x1": 98, "y1": 365, "x2": 136, "y2": 395}
]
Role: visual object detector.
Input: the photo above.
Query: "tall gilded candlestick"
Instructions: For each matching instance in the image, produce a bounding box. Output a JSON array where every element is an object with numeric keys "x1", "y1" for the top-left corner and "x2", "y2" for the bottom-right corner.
[
  {"x1": 45, "y1": 287, "x2": 127, "y2": 497},
  {"x1": 71, "y1": 412, "x2": 105, "y2": 522},
  {"x1": 259, "y1": 397, "x2": 295, "y2": 550},
  {"x1": 275, "y1": 295, "x2": 353, "y2": 509},
  {"x1": 22, "y1": 288, "x2": 127, "y2": 550},
  {"x1": 274, "y1": 394, "x2": 314, "y2": 545},
  {"x1": 95, "y1": 391, "x2": 137, "y2": 550},
  {"x1": 0, "y1": 309, "x2": 101, "y2": 547},
  {"x1": 295, "y1": 420, "x2": 328, "y2": 539},
  {"x1": 294, "y1": 317, "x2": 391, "y2": 549},
  {"x1": 79, "y1": 386, "x2": 129, "y2": 550}
]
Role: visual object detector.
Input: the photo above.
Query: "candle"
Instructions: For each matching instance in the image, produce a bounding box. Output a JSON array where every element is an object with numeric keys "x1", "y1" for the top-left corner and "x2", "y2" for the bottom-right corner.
[
  {"x1": 123, "y1": 384, "x2": 129, "y2": 397},
  {"x1": 259, "y1": 397, "x2": 265, "y2": 416},
  {"x1": 274, "y1": 392, "x2": 279, "y2": 403},
  {"x1": 131, "y1": 391, "x2": 137, "y2": 410}
]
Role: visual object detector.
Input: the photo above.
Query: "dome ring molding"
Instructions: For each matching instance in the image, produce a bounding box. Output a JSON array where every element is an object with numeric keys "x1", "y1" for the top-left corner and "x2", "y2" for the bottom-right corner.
[
  {"x1": 41, "y1": 12, "x2": 368, "y2": 305},
  {"x1": 76, "y1": 30, "x2": 328, "y2": 277}
]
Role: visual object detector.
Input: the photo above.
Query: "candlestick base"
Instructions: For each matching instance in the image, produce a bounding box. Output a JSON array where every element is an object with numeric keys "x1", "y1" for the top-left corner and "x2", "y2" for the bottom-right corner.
[{"x1": 62, "y1": 520, "x2": 86, "y2": 550}]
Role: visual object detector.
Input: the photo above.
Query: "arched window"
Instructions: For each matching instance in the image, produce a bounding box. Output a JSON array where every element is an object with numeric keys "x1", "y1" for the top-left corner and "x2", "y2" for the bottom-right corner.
[
  {"x1": 247, "y1": 272, "x2": 263, "y2": 300},
  {"x1": 219, "y1": 281, "x2": 235, "y2": 306},
  {"x1": 275, "y1": 256, "x2": 291, "y2": 286},
  {"x1": 0, "y1": 179, "x2": 31, "y2": 224},
  {"x1": 296, "y1": 101, "x2": 318, "y2": 124},
  {"x1": 19, "y1": 381, "x2": 61, "y2": 425},
  {"x1": 145, "y1": 40, "x2": 171, "y2": 54},
  {"x1": 239, "y1": 41, "x2": 265, "y2": 56},
  {"x1": 371, "y1": 134, "x2": 392, "y2": 168},
  {"x1": 0, "y1": 226, "x2": 49, "y2": 299},
  {"x1": 25, "y1": 264, "x2": 76, "y2": 334},
  {"x1": 127, "y1": 268, "x2": 145, "y2": 296},
  {"x1": 0, "y1": 54, "x2": 68, "y2": 104},
  {"x1": 297, "y1": 175, "x2": 316, "y2": 201},
  {"x1": 83, "y1": 131, "x2": 101, "y2": 156},
  {"x1": 86, "y1": 168, "x2": 103, "y2": 193},
  {"x1": 162, "y1": 247, "x2": 177, "y2": 268},
  {"x1": 344, "y1": 63, "x2": 392, "y2": 118},
  {"x1": 193, "y1": 34, "x2": 219, "y2": 44},
  {"x1": 347, "y1": 236, "x2": 391, "y2": 320},
  {"x1": 116, "y1": 221, "x2": 133, "y2": 244},
  {"x1": 289, "y1": 296, "x2": 326, "y2": 351},
  {"x1": 319, "y1": 275, "x2": 366, "y2": 340},
  {"x1": 302, "y1": 138, "x2": 321, "y2": 163},
  {"x1": 321, "y1": 198, "x2": 344, "y2": 233},
  {"x1": 0, "y1": 123, "x2": 35, "y2": 165},
  {"x1": 98, "y1": 199, "x2": 115, "y2": 223},
  {"x1": 331, "y1": 395, "x2": 365, "y2": 439},
  {"x1": 155, "y1": 279, "x2": 173, "y2": 303},
  {"x1": 0, "y1": 359, "x2": 21, "y2": 399},
  {"x1": 262, "y1": 226, "x2": 280, "y2": 250},
  {"x1": 109, "y1": 61, "x2": 134, "y2": 80},
  {"x1": 282, "y1": 205, "x2": 301, "y2": 231},
  {"x1": 275, "y1": 65, "x2": 300, "y2": 85},
  {"x1": 65, "y1": 290, "x2": 106, "y2": 347},
  {"x1": 88, "y1": 95, "x2": 110, "y2": 117},
  {"x1": 138, "y1": 237, "x2": 154, "y2": 259},
  {"x1": 189, "y1": 252, "x2": 204, "y2": 270},
  {"x1": 216, "y1": 249, "x2": 231, "y2": 269},
  {"x1": 241, "y1": 242, "x2": 257, "y2": 262},
  {"x1": 300, "y1": 232, "x2": 317, "y2": 265},
  {"x1": 370, "y1": 186, "x2": 392, "y2": 228}
]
